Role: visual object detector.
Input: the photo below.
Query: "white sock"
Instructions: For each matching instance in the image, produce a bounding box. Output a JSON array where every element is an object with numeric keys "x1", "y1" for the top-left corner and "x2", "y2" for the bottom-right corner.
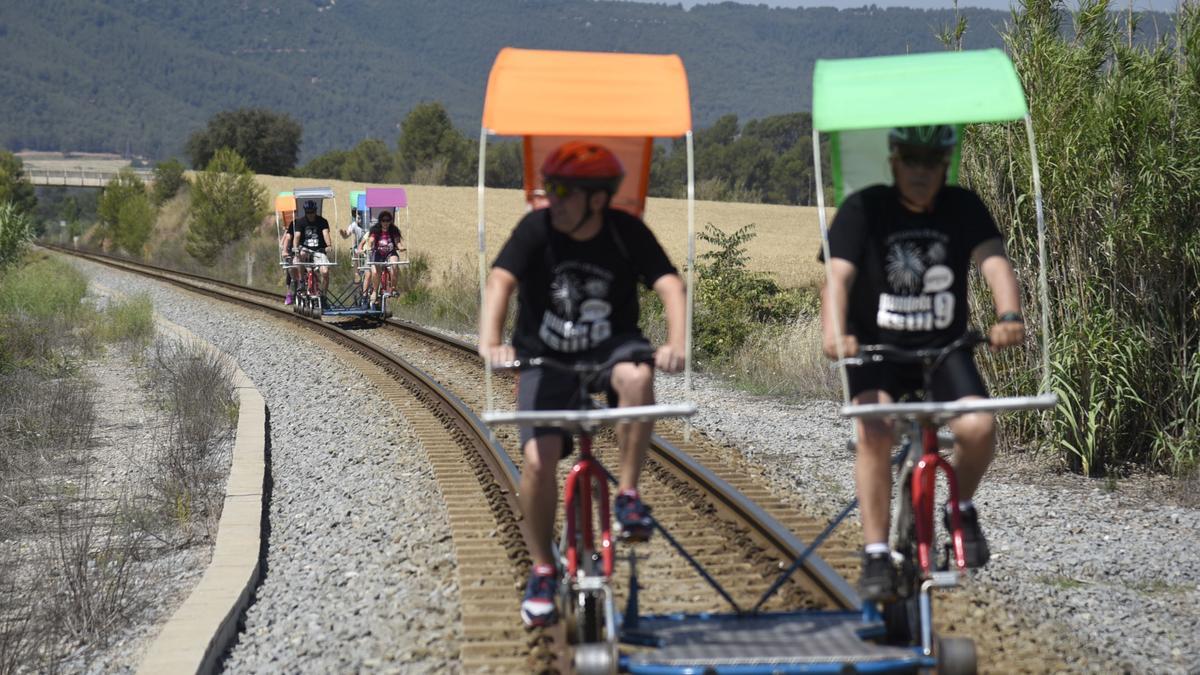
[{"x1": 864, "y1": 542, "x2": 890, "y2": 556}]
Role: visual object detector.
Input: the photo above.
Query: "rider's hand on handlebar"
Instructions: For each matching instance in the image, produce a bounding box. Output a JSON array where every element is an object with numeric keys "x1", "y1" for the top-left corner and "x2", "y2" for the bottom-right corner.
[
  {"x1": 480, "y1": 344, "x2": 516, "y2": 368},
  {"x1": 822, "y1": 334, "x2": 859, "y2": 361},
  {"x1": 655, "y1": 344, "x2": 686, "y2": 374},
  {"x1": 989, "y1": 320, "x2": 1025, "y2": 351}
]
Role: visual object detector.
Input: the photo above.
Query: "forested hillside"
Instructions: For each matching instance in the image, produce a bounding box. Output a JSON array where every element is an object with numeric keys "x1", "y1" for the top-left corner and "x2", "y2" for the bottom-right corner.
[{"x1": 3, "y1": 0, "x2": 1018, "y2": 159}]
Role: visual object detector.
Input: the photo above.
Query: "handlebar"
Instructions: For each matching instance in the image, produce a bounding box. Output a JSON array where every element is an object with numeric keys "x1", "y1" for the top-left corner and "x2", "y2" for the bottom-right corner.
[
  {"x1": 490, "y1": 347, "x2": 658, "y2": 374},
  {"x1": 833, "y1": 331, "x2": 988, "y2": 370}
]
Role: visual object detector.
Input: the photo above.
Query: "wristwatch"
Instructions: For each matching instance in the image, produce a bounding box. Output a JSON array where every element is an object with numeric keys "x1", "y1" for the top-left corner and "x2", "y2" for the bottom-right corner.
[{"x1": 997, "y1": 311, "x2": 1024, "y2": 324}]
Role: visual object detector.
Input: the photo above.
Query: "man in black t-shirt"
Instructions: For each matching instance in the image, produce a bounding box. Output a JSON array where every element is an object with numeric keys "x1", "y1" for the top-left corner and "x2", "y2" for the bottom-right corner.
[
  {"x1": 819, "y1": 125, "x2": 1025, "y2": 602},
  {"x1": 291, "y1": 199, "x2": 332, "y2": 296},
  {"x1": 480, "y1": 141, "x2": 686, "y2": 628}
]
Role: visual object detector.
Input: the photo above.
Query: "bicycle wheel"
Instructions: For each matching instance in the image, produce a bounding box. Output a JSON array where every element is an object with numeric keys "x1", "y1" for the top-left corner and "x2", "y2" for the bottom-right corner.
[
  {"x1": 885, "y1": 469, "x2": 921, "y2": 645},
  {"x1": 580, "y1": 591, "x2": 603, "y2": 643}
]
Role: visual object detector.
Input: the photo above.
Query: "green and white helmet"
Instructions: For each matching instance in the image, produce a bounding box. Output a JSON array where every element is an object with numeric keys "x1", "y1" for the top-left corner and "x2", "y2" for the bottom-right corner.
[{"x1": 888, "y1": 125, "x2": 957, "y2": 150}]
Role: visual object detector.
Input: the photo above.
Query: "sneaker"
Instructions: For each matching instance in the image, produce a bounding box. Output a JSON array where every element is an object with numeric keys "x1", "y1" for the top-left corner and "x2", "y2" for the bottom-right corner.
[
  {"x1": 614, "y1": 491, "x2": 653, "y2": 543},
  {"x1": 521, "y1": 564, "x2": 558, "y2": 627},
  {"x1": 284, "y1": 291, "x2": 293, "y2": 306},
  {"x1": 859, "y1": 551, "x2": 899, "y2": 603},
  {"x1": 943, "y1": 503, "x2": 990, "y2": 568}
]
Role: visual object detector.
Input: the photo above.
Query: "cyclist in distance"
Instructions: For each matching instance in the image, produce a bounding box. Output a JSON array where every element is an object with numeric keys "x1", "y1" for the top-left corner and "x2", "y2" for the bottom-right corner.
[
  {"x1": 818, "y1": 125, "x2": 1025, "y2": 602},
  {"x1": 292, "y1": 199, "x2": 332, "y2": 298},
  {"x1": 281, "y1": 212, "x2": 297, "y2": 305},
  {"x1": 340, "y1": 208, "x2": 369, "y2": 297},
  {"x1": 479, "y1": 141, "x2": 687, "y2": 628},
  {"x1": 360, "y1": 209, "x2": 405, "y2": 306}
]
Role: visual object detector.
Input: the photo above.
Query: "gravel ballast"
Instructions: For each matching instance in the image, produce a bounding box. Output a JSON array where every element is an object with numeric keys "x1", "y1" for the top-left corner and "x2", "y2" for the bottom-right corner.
[{"x1": 66, "y1": 257, "x2": 463, "y2": 673}]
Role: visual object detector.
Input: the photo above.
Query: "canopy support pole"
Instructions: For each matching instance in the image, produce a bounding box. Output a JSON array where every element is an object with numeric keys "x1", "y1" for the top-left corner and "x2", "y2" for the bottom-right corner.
[
  {"x1": 1023, "y1": 114, "x2": 1051, "y2": 396},
  {"x1": 684, "y1": 131, "x2": 696, "y2": 443},
  {"x1": 477, "y1": 127, "x2": 493, "y2": 414},
  {"x1": 813, "y1": 128, "x2": 852, "y2": 407}
]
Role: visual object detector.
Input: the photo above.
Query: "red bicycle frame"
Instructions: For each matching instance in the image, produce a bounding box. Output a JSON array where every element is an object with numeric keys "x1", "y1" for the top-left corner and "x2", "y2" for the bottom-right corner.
[
  {"x1": 562, "y1": 434, "x2": 615, "y2": 579},
  {"x1": 911, "y1": 426, "x2": 967, "y2": 575}
]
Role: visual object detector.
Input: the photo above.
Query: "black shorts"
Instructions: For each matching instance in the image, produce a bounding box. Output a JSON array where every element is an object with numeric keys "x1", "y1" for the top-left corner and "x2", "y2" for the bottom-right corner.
[
  {"x1": 370, "y1": 250, "x2": 398, "y2": 263},
  {"x1": 846, "y1": 348, "x2": 988, "y2": 402},
  {"x1": 516, "y1": 336, "x2": 653, "y2": 451}
]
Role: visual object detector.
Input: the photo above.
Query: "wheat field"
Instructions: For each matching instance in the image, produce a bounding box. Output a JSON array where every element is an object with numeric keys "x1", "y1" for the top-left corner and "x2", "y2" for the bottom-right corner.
[{"x1": 255, "y1": 174, "x2": 829, "y2": 289}]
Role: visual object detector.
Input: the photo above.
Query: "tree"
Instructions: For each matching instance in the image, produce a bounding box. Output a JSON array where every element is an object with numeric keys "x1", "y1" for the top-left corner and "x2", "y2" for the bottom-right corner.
[
  {"x1": 152, "y1": 158, "x2": 187, "y2": 205},
  {"x1": 341, "y1": 139, "x2": 394, "y2": 182},
  {"x1": 113, "y1": 192, "x2": 155, "y2": 256},
  {"x1": 0, "y1": 151, "x2": 37, "y2": 215},
  {"x1": 98, "y1": 169, "x2": 148, "y2": 248},
  {"x1": 484, "y1": 140, "x2": 523, "y2": 189},
  {"x1": 187, "y1": 149, "x2": 267, "y2": 266},
  {"x1": 296, "y1": 149, "x2": 350, "y2": 180},
  {"x1": 185, "y1": 108, "x2": 302, "y2": 175},
  {"x1": 396, "y1": 102, "x2": 472, "y2": 185}
]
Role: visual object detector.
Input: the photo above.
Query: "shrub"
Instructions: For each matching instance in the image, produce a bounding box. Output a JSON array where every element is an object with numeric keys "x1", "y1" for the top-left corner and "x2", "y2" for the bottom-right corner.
[
  {"x1": 693, "y1": 223, "x2": 801, "y2": 361},
  {"x1": 0, "y1": 203, "x2": 33, "y2": 269},
  {"x1": 147, "y1": 337, "x2": 236, "y2": 535}
]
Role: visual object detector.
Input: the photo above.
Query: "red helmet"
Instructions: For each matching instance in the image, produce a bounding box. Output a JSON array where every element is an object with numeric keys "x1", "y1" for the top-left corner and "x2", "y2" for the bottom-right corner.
[{"x1": 541, "y1": 141, "x2": 624, "y2": 193}]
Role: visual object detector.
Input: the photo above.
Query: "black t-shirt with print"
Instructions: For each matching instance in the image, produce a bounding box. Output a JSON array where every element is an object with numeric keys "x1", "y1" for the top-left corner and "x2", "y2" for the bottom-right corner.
[
  {"x1": 821, "y1": 184, "x2": 1001, "y2": 348},
  {"x1": 296, "y1": 215, "x2": 330, "y2": 252},
  {"x1": 368, "y1": 224, "x2": 403, "y2": 256},
  {"x1": 493, "y1": 208, "x2": 677, "y2": 358}
]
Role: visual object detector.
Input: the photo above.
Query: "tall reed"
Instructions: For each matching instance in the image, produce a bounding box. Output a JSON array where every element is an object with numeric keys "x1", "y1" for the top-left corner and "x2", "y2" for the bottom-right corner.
[{"x1": 963, "y1": 0, "x2": 1200, "y2": 474}]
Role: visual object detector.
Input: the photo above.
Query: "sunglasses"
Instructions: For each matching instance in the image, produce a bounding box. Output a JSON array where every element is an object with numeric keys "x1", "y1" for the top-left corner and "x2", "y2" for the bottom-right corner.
[
  {"x1": 895, "y1": 148, "x2": 949, "y2": 169},
  {"x1": 542, "y1": 180, "x2": 577, "y2": 199},
  {"x1": 379, "y1": 218, "x2": 392, "y2": 223}
]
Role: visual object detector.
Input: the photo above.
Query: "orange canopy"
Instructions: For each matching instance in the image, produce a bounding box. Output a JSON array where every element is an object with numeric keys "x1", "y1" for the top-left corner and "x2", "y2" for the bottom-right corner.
[
  {"x1": 482, "y1": 48, "x2": 692, "y2": 137},
  {"x1": 482, "y1": 48, "x2": 692, "y2": 217},
  {"x1": 274, "y1": 194, "x2": 295, "y2": 225}
]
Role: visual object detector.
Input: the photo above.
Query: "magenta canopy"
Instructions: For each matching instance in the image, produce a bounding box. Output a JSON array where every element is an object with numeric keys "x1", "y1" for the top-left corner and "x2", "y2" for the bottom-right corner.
[{"x1": 365, "y1": 187, "x2": 407, "y2": 208}]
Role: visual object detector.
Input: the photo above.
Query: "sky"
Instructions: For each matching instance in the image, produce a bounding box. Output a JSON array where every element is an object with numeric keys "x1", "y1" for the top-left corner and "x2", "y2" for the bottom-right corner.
[{"x1": 629, "y1": 0, "x2": 1172, "y2": 12}]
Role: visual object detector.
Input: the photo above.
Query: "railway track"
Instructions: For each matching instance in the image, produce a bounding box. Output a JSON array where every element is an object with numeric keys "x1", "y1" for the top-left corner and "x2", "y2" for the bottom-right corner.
[{"x1": 48, "y1": 245, "x2": 864, "y2": 672}]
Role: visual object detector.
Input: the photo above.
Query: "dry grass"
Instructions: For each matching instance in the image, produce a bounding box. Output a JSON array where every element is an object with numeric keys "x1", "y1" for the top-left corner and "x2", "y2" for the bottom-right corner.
[
  {"x1": 254, "y1": 174, "x2": 829, "y2": 289},
  {"x1": 720, "y1": 317, "x2": 840, "y2": 400}
]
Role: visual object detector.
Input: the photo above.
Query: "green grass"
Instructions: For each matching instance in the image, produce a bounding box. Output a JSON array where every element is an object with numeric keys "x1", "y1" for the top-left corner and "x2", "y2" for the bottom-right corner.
[
  {"x1": 0, "y1": 254, "x2": 89, "y2": 321},
  {"x1": 100, "y1": 294, "x2": 155, "y2": 346}
]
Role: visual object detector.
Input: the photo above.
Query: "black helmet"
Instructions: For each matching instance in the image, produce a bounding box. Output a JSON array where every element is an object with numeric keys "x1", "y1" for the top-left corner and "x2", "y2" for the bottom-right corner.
[
  {"x1": 302, "y1": 199, "x2": 318, "y2": 211},
  {"x1": 888, "y1": 125, "x2": 957, "y2": 150}
]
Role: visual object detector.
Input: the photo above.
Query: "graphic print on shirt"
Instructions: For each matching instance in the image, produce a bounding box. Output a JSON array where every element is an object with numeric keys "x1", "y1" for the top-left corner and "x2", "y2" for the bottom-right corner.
[
  {"x1": 301, "y1": 222, "x2": 323, "y2": 249},
  {"x1": 878, "y1": 229, "x2": 955, "y2": 332},
  {"x1": 376, "y1": 231, "x2": 394, "y2": 255},
  {"x1": 539, "y1": 261, "x2": 613, "y2": 353}
]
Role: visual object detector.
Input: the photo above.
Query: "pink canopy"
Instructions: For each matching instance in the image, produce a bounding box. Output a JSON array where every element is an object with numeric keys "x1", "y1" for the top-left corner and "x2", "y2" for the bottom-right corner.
[{"x1": 365, "y1": 187, "x2": 407, "y2": 208}]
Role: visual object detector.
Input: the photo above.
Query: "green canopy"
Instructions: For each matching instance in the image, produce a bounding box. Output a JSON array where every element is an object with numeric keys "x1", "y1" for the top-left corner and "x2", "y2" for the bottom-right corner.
[
  {"x1": 812, "y1": 49, "x2": 1027, "y2": 205},
  {"x1": 812, "y1": 49, "x2": 1027, "y2": 132}
]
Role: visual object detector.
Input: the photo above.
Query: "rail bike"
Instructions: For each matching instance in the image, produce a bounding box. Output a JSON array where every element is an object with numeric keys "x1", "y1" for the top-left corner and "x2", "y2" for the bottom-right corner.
[
  {"x1": 803, "y1": 48, "x2": 1059, "y2": 672},
  {"x1": 474, "y1": 47, "x2": 1057, "y2": 674}
]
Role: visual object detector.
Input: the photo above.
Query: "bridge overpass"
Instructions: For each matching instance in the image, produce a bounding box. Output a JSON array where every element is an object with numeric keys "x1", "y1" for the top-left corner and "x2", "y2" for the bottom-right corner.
[{"x1": 25, "y1": 167, "x2": 155, "y2": 188}]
